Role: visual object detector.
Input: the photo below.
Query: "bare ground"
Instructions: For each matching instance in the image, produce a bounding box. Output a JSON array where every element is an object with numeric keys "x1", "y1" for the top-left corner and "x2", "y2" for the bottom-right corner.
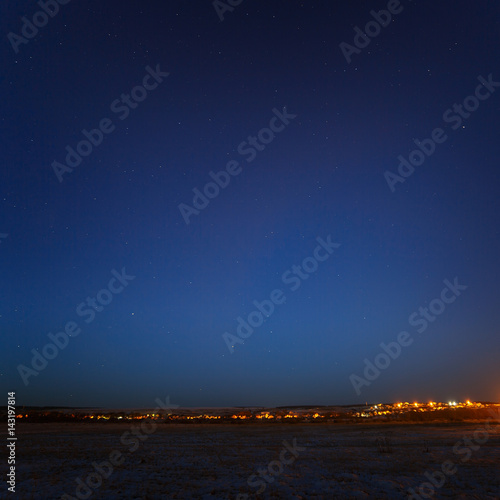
[{"x1": 5, "y1": 421, "x2": 500, "y2": 499}]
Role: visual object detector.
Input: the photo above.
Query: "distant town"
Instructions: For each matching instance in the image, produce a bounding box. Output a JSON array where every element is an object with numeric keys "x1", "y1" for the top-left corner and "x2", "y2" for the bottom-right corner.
[{"x1": 4, "y1": 400, "x2": 499, "y2": 424}]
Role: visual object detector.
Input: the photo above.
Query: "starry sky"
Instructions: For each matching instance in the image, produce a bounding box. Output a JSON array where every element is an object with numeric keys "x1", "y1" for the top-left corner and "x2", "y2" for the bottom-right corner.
[{"x1": 1, "y1": 0, "x2": 499, "y2": 408}]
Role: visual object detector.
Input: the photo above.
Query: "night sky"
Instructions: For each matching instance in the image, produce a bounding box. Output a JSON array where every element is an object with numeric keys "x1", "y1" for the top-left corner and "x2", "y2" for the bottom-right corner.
[{"x1": 1, "y1": 0, "x2": 499, "y2": 408}]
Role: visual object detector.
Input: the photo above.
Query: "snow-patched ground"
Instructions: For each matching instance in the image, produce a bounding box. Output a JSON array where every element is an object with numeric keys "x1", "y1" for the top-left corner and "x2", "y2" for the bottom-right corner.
[{"x1": 8, "y1": 422, "x2": 500, "y2": 499}]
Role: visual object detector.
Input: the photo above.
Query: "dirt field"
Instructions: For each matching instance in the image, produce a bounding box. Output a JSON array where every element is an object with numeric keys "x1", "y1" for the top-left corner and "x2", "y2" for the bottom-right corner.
[{"x1": 7, "y1": 421, "x2": 500, "y2": 499}]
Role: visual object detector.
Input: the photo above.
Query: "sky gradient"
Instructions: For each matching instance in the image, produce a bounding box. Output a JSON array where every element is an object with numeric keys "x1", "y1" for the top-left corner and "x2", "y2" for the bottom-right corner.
[{"x1": 1, "y1": 0, "x2": 499, "y2": 408}]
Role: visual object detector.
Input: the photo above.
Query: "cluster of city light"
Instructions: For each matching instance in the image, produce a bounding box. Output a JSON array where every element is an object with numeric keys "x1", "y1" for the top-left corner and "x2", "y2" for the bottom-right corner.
[
  {"x1": 13, "y1": 401, "x2": 496, "y2": 422},
  {"x1": 357, "y1": 400, "x2": 486, "y2": 418}
]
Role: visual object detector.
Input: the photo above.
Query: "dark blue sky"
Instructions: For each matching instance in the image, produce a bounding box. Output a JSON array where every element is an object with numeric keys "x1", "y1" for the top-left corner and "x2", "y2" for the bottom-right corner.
[{"x1": 1, "y1": 0, "x2": 499, "y2": 408}]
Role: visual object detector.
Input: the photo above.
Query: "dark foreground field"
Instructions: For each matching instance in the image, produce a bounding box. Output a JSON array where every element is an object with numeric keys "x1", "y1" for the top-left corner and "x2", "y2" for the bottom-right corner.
[{"x1": 8, "y1": 421, "x2": 500, "y2": 499}]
